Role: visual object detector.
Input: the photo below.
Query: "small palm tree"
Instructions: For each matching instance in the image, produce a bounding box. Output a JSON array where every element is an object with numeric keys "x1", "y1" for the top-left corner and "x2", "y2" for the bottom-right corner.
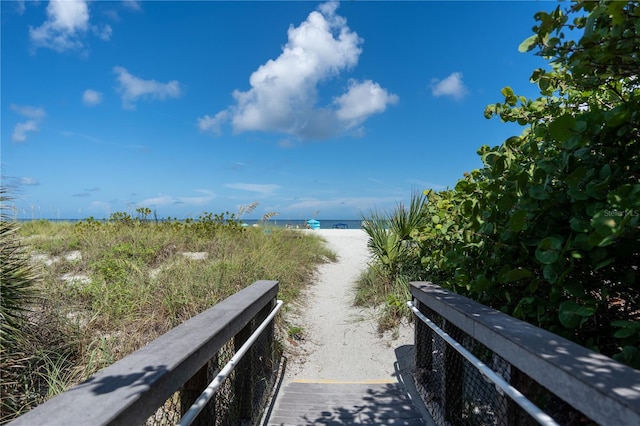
[
  {"x1": 0, "y1": 187, "x2": 39, "y2": 350},
  {"x1": 1, "y1": 186, "x2": 41, "y2": 421},
  {"x1": 362, "y1": 190, "x2": 429, "y2": 282}
]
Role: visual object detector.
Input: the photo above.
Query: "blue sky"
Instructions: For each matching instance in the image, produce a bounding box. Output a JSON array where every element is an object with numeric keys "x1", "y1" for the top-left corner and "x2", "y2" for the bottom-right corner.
[{"x1": 2, "y1": 0, "x2": 558, "y2": 221}]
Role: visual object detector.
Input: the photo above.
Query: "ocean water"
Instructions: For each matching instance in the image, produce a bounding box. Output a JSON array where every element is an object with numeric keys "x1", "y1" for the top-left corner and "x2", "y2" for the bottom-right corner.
[
  {"x1": 19, "y1": 218, "x2": 365, "y2": 229},
  {"x1": 244, "y1": 219, "x2": 364, "y2": 229}
]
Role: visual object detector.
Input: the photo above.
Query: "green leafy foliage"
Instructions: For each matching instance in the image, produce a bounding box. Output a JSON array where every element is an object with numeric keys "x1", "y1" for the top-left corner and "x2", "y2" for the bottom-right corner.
[{"x1": 413, "y1": 0, "x2": 640, "y2": 366}]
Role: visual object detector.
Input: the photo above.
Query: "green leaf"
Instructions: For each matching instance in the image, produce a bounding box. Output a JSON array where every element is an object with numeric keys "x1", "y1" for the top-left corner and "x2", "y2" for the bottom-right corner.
[
  {"x1": 471, "y1": 274, "x2": 490, "y2": 292},
  {"x1": 529, "y1": 185, "x2": 550, "y2": 200},
  {"x1": 605, "y1": 106, "x2": 630, "y2": 127},
  {"x1": 548, "y1": 114, "x2": 576, "y2": 141},
  {"x1": 538, "y1": 160, "x2": 558, "y2": 174},
  {"x1": 566, "y1": 166, "x2": 587, "y2": 189},
  {"x1": 440, "y1": 220, "x2": 454, "y2": 235},
  {"x1": 573, "y1": 234, "x2": 593, "y2": 251},
  {"x1": 497, "y1": 194, "x2": 516, "y2": 212},
  {"x1": 543, "y1": 264, "x2": 559, "y2": 283},
  {"x1": 614, "y1": 327, "x2": 638, "y2": 339},
  {"x1": 558, "y1": 301, "x2": 581, "y2": 328},
  {"x1": 501, "y1": 87, "x2": 516, "y2": 104},
  {"x1": 510, "y1": 210, "x2": 527, "y2": 232},
  {"x1": 591, "y1": 212, "x2": 620, "y2": 236},
  {"x1": 599, "y1": 164, "x2": 612, "y2": 180},
  {"x1": 587, "y1": 231, "x2": 612, "y2": 248},
  {"x1": 535, "y1": 236, "x2": 563, "y2": 264},
  {"x1": 585, "y1": 181, "x2": 607, "y2": 200},
  {"x1": 569, "y1": 217, "x2": 589, "y2": 233},
  {"x1": 519, "y1": 34, "x2": 538, "y2": 53},
  {"x1": 559, "y1": 300, "x2": 596, "y2": 329},
  {"x1": 503, "y1": 268, "x2": 532, "y2": 283},
  {"x1": 607, "y1": 1, "x2": 627, "y2": 25}
]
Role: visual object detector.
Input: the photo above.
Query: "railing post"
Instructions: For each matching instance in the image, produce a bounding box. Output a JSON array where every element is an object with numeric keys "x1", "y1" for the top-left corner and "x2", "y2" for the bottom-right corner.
[
  {"x1": 413, "y1": 298, "x2": 433, "y2": 395},
  {"x1": 180, "y1": 361, "x2": 215, "y2": 426},
  {"x1": 490, "y1": 355, "x2": 515, "y2": 426},
  {"x1": 234, "y1": 319, "x2": 254, "y2": 424},
  {"x1": 442, "y1": 320, "x2": 464, "y2": 423},
  {"x1": 234, "y1": 296, "x2": 276, "y2": 425},
  {"x1": 255, "y1": 297, "x2": 277, "y2": 391}
]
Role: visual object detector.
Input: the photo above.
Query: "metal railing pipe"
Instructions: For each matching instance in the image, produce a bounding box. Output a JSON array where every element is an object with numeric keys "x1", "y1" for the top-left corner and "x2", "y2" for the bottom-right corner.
[
  {"x1": 410, "y1": 281, "x2": 640, "y2": 426},
  {"x1": 408, "y1": 301, "x2": 559, "y2": 426},
  {"x1": 9, "y1": 280, "x2": 279, "y2": 426},
  {"x1": 178, "y1": 300, "x2": 283, "y2": 426}
]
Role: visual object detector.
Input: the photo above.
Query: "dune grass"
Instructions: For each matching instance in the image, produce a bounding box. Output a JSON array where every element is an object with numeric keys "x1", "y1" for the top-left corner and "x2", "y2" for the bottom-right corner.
[{"x1": 2, "y1": 215, "x2": 334, "y2": 423}]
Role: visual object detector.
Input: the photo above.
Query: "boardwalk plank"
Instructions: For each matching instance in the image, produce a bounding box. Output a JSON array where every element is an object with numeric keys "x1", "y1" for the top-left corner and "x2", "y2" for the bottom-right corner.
[{"x1": 266, "y1": 382, "x2": 426, "y2": 426}]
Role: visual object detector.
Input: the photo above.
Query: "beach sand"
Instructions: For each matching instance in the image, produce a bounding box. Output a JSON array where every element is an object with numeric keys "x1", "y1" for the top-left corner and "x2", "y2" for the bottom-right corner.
[{"x1": 282, "y1": 228, "x2": 415, "y2": 382}]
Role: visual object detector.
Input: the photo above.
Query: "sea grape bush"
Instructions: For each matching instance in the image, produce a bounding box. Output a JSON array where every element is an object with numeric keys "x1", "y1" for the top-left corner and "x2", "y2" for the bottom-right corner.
[{"x1": 413, "y1": 0, "x2": 639, "y2": 367}]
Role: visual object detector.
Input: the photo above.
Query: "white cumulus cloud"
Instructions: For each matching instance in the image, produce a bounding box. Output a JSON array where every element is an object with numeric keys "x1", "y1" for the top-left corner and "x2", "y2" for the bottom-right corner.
[
  {"x1": 198, "y1": 0, "x2": 397, "y2": 140},
  {"x1": 198, "y1": 110, "x2": 229, "y2": 135},
  {"x1": 29, "y1": 0, "x2": 112, "y2": 52},
  {"x1": 10, "y1": 104, "x2": 46, "y2": 142},
  {"x1": 334, "y1": 79, "x2": 398, "y2": 127},
  {"x1": 430, "y1": 72, "x2": 468, "y2": 100},
  {"x1": 113, "y1": 66, "x2": 182, "y2": 110},
  {"x1": 12, "y1": 121, "x2": 40, "y2": 142},
  {"x1": 29, "y1": 0, "x2": 88, "y2": 51},
  {"x1": 82, "y1": 89, "x2": 103, "y2": 106}
]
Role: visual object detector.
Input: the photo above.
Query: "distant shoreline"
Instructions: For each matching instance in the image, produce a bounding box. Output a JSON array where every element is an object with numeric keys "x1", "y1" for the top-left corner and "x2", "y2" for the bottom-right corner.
[{"x1": 16, "y1": 218, "x2": 365, "y2": 230}]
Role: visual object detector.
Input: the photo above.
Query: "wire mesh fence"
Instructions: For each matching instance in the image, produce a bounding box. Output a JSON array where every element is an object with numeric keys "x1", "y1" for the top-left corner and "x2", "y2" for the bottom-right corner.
[
  {"x1": 413, "y1": 301, "x2": 598, "y2": 426},
  {"x1": 145, "y1": 299, "x2": 281, "y2": 426}
]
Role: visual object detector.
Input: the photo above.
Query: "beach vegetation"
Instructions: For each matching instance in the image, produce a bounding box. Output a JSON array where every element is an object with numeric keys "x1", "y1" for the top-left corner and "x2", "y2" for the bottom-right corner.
[
  {"x1": 360, "y1": 0, "x2": 640, "y2": 367},
  {"x1": 357, "y1": 191, "x2": 429, "y2": 332},
  {"x1": 1, "y1": 210, "x2": 333, "y2": 422},
  {"x1": 1, "y1": 187, "x2": 47, "y2": 424}
]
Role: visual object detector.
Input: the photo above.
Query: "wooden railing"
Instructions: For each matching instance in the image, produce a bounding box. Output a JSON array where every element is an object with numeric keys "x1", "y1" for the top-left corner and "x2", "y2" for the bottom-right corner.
[
  {"x1": 10, "y1": 280, "x2": 281, "y2": 426},
  {"x1": 410, "y1": 281, "x2": 640, "y2": 426}
]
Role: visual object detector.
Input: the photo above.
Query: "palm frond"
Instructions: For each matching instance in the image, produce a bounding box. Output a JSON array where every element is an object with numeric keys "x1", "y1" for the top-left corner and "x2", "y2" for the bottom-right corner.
[
  {"x1": 0, "y1": 187, "x2": 40, "y2": 349},
  {"x1": 389, "y1": 190, "x2": 428, "y2": 240}
]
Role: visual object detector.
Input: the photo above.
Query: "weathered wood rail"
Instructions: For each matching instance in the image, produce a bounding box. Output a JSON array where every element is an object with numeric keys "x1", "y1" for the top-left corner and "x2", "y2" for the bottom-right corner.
[
  {"x1": 10, "y1": 280, "x2": 280, "y2": 426},
  {"x1": 410, "y1": 281, "x2": 640, "y2": 426},
  {"x1": 14, "y1": 278, "x2": 639, "y2": 425}
]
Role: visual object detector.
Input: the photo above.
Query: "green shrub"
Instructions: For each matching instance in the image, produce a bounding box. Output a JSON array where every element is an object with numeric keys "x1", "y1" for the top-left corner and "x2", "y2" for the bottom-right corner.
[{"x1": 413, "y1": 0, "x2": 640, "y2": 366}]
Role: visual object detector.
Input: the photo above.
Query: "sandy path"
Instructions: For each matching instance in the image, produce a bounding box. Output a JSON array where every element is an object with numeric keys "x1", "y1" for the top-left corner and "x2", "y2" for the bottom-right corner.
[{"x1": 283, "y1": 229, "x2": 414, "y2": 382}]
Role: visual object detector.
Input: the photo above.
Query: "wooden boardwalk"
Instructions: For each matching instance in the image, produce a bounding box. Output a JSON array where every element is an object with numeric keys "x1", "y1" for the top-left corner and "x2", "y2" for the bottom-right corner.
[{"x1": 265, "y1": 380, "x2": 427, "y2": 425}]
